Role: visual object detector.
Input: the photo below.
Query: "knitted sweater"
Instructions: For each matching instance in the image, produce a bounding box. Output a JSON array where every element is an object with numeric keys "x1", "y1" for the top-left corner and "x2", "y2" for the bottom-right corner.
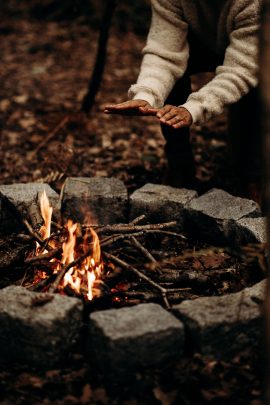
[{"x1": 128, "y1": 0, "x2": 261, "y2": 124}]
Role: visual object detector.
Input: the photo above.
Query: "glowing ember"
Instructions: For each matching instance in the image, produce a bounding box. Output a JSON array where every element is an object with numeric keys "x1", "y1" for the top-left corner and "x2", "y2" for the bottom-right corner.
[{"x1": 33, "y1": 190, "x2": 103, "y2": 300}]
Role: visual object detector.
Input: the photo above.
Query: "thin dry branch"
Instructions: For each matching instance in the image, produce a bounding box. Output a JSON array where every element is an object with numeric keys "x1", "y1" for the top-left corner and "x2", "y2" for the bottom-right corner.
[
  {"x1": 129, "y1": 215, "x2": 146, "y2": 225},
  {"x1": 129, "y1": 236, "x2": 162, "y2": 274},
  {"x1": 28, "y1": 116, "x2": 69, "y2": 158},
  {"x1": 103, "y1": 252, "x2": 186, "y2": 309},
  {"x1": 90, "y1": 221, "x2": 178, "y2": 234},
  {"x1": 23, "y1": 219, "x2": 46, "y2": 246}
]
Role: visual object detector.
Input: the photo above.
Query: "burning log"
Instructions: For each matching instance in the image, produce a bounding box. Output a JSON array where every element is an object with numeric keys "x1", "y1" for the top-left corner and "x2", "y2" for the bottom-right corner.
[{"x1": 24, "y1": 247, "x2": 61, "y2": 264}]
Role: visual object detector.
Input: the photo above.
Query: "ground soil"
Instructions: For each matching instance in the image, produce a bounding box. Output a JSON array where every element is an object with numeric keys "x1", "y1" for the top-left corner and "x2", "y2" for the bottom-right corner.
[{"x1": 0, "y1": 6, "x2": 264, "y2": 405}]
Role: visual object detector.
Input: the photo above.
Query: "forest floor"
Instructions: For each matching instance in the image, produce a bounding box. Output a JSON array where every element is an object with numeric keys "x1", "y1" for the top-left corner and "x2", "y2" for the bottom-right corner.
[
  {"x1": 0, "y1": 13, "x2": 231, "y2": 194},
  {"x1": 0, "y1": 10, "x2": 264, "y2": 405}
]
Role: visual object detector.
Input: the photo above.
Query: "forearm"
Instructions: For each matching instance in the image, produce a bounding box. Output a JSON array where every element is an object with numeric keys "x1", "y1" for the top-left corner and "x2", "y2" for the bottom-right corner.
[
  {"x1": 128, "y1": 0, "x2": 189, "y2": 108},
  {"x1": 182, "y1": 5, "x2": 260, "y2": 124}
]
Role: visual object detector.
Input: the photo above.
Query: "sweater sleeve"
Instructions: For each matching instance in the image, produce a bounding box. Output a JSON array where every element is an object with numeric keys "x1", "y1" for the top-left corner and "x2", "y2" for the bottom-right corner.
[
  {"x1": 128, "y1": 0, "x2": 189, "y2": 108},
  {"x1": 182, "y1": 1, "x2": 260, "y2": 124}
]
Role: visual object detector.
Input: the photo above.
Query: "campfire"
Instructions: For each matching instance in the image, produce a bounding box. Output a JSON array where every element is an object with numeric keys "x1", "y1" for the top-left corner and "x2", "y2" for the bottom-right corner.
[
  {"x1": 24, "y1": 190, "x2": 104, "y2": 301},
  {"x1": 5, "y1": 188, "x2": 263, "y2": 310},
  {"x1": 20, "y1": 189, "x2": 194, "y2": 307}
]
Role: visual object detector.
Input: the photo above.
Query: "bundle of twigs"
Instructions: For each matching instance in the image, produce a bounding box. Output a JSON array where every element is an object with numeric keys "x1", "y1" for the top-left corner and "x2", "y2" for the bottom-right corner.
[
  {"x1": 20, "y1": 215, "x2": 267, "y2": 309},
  {"x1": 22, "y1": 215, "x2": 190, "y2": 308}
]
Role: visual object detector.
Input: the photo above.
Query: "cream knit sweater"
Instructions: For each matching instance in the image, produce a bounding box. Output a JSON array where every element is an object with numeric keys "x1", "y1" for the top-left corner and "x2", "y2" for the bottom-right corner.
[{"x1": 128, "y1": 0, "x2": 261, "y2": 124}]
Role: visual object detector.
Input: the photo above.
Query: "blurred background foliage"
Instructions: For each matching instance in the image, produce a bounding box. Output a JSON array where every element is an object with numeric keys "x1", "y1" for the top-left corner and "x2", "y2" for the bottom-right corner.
[{"x1": 2, "y1": 0, "x2": 151, "y2": 35}]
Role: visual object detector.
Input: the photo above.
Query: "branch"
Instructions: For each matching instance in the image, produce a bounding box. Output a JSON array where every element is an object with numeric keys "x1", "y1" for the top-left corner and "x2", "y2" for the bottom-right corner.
[{"x1": 104, "y1": 252, "x2": 172, "y2": 308}]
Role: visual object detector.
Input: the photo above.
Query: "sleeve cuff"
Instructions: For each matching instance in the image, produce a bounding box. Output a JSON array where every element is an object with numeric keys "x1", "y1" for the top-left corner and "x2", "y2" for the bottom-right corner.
[
  {"x1": 180, "y1": 100, "x2": 204, "y2": 124},
  {"x1": 128, "y1": 85, "x2": 164, "y2": 108}
]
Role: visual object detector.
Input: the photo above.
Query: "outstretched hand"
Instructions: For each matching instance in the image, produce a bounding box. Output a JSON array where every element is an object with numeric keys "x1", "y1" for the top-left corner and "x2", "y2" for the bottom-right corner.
[
  {"x1": 147, "y1": 105, "x2": 193, "y2": 128},
  {"x1": 104, "y1": 100, "x2": 156, "y2": 116},
  {"x1": 104, "y1": 101, "x2": 192, "y2": 128}
]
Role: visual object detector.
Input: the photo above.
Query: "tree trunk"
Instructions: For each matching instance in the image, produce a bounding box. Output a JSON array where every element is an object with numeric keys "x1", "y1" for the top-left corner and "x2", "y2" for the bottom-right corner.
[
  {"x1": 260, "y1": 0, "x2": 270, "y2": 401},
  {"x1": 81, "y1": 0, "x2": 118, "y2": 113}
]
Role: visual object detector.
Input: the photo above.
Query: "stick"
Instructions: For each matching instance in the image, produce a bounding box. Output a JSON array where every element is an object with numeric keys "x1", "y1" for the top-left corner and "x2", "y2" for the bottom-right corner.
[
  {"x1": 129, "y1": 215, "x2": 146, "y2": 225},
  {"x1": 150, "y1": 230, "x2": 186, "y2": 239},
  {"x1": 28, "y1": 116, "x2": 69, "y2": 158},
  {"x1": 116, "y1": 290, "x2": 191, "y2": 303},
  {"x1": 23, "y1": 219, "x2": 45, "y2": 246},
  {"x1": 100, "y1": 231, "x2": 148, "y2": 247},
  {"x1": 103, "y1": 252, "x2": 171, "y2": 308},
  {"x1": 81, "y1": 215, "x2": 146, "y2": 230},
  {"x1": 24, "y1": 248, "x2": 61, "y2": 264},
  {"x1": 129, "y1": 236, "x2": 162, "y2": 274},
  {"x1": 28, "y1": 274, "x2": 56, "y2": 291},
  {"x1": 89, "y1": 221, "x2": 177, "y2": 234}
]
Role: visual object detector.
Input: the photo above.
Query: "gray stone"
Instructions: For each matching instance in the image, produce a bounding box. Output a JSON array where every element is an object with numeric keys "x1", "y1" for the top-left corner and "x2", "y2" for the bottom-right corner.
[
  {"x1": 88, "y1": 303, "x2": 184, "y2": 379},
  {"x1": 0, "y1": 286, "x2": 83, "y2": 366},
  {"x1": 186, "y1": 188, "x2": 261, "y2": 244},
  {"x1": 228, "y1": 217, "x2": 266, "y2": 245},
  {"x1": 61, "y1": 177, "x2": 128, "y2": 224},
  {"x1": 173, "y1": 280, "x2": 266, "y2": 359},
  {"x1": 0, "y1": 183, "x2": 59, "y2": 234},
  {"x1": 130, "y1": 183, "x2": 197, "y2": 225}
]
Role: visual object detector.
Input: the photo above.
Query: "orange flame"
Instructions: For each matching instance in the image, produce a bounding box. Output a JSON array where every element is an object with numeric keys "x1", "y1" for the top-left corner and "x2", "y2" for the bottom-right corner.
[
  {"x1": 39, "y1": 190, "x2": 53, "y2": 240},
  {"x1": 61, "y1": 220, "x2": 77, "y2": 265},
  {"x1": 36, "y1": 190, "x2": 103, "y2": 300}
]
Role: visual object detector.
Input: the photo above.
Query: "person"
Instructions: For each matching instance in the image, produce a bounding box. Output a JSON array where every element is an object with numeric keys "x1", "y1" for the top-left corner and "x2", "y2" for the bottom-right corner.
[{"x1": 104, "y1": 0, "x2": 262, "y2": 201}]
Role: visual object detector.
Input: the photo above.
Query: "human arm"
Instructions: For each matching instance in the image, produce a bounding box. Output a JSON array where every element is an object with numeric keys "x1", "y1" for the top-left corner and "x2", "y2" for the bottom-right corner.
[
  {"x1": 181, "y1": 1, "x2": 261, "y2": 124},
  {"x1": 128, "y1": 0, "x2": 189, "y2": 108},
  {"x1": 104, "y1": 100, "x2": 155, "y2": 116}
]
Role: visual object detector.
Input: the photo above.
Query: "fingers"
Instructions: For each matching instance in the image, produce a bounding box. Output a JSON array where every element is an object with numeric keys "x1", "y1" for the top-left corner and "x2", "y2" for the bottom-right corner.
[
  {"x1": 156, "y1": 105, "x2": 173, "y2": 119},
  {"x1": 104, "y1": 100, "x2": 151, "y2": 114},
  {"x1": 156, "y1": 105, "x2": 192, "y2": 128},
  {"x1": 139, "y1": 107, "x2": 159, "y2": 116},
  {"x1": 104, "y1": 101, "x2": 137, "y2": 113}
]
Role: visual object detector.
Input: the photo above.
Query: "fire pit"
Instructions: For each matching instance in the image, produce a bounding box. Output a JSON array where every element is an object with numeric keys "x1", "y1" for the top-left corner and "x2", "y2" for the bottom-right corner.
[{"x1": 0, "y1": 177, "x2": 266, "y2": 387}]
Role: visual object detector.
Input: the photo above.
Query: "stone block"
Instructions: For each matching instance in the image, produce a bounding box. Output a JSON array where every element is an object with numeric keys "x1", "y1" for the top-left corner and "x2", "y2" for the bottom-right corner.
[
  {"x1": 61, "y1": 177, "x2": 128, "y2": 224},
  {"x1": 0, "y1": 286, "x2": 83, "y2": 366},
  {"x1": 88, "y1": 303, "x2": 184, "y2": 381},
  {"x1": 186, "y1": 188, "x2": 261, "y2": 244},
  {"x1": 130, "y1": 183, "x2": 197, "y2": 225},
  {"x1": 0, "y1": 183, "x2": 59, "y2": 234},
  {"x1": 228, "y1": 217, "x2": 266, "y2": 245},
  {"x1": 173, "y1": 280, "x2": 266, "y2": 359}
]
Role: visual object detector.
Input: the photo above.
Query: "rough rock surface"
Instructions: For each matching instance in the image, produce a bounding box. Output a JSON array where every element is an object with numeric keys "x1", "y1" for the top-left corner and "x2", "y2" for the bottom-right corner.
[
  {"x1": 61, "y1": 177, "x2": 128, "y2": 224},
  {"x1": 186, "y1": 188, "x2": 261, "y2": 243},
  {"x1": 130, "y1": 183, "x2": 197, "y2": 224},
  {"x1": 228, "y1": 217, "x2": 266, "y2": 245},
  {"x1": 173, "y1": 280, "x2": 266, "y2": 359},
  {"x1": 89, "y1": 303, "x2": 184, "y2": 381},
  {"x1": 0, "y1": 286, "x2": 83, "y2": 366},
  {"x1": 0, "y1": 183, "x2": 59, "y2": 234}
]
